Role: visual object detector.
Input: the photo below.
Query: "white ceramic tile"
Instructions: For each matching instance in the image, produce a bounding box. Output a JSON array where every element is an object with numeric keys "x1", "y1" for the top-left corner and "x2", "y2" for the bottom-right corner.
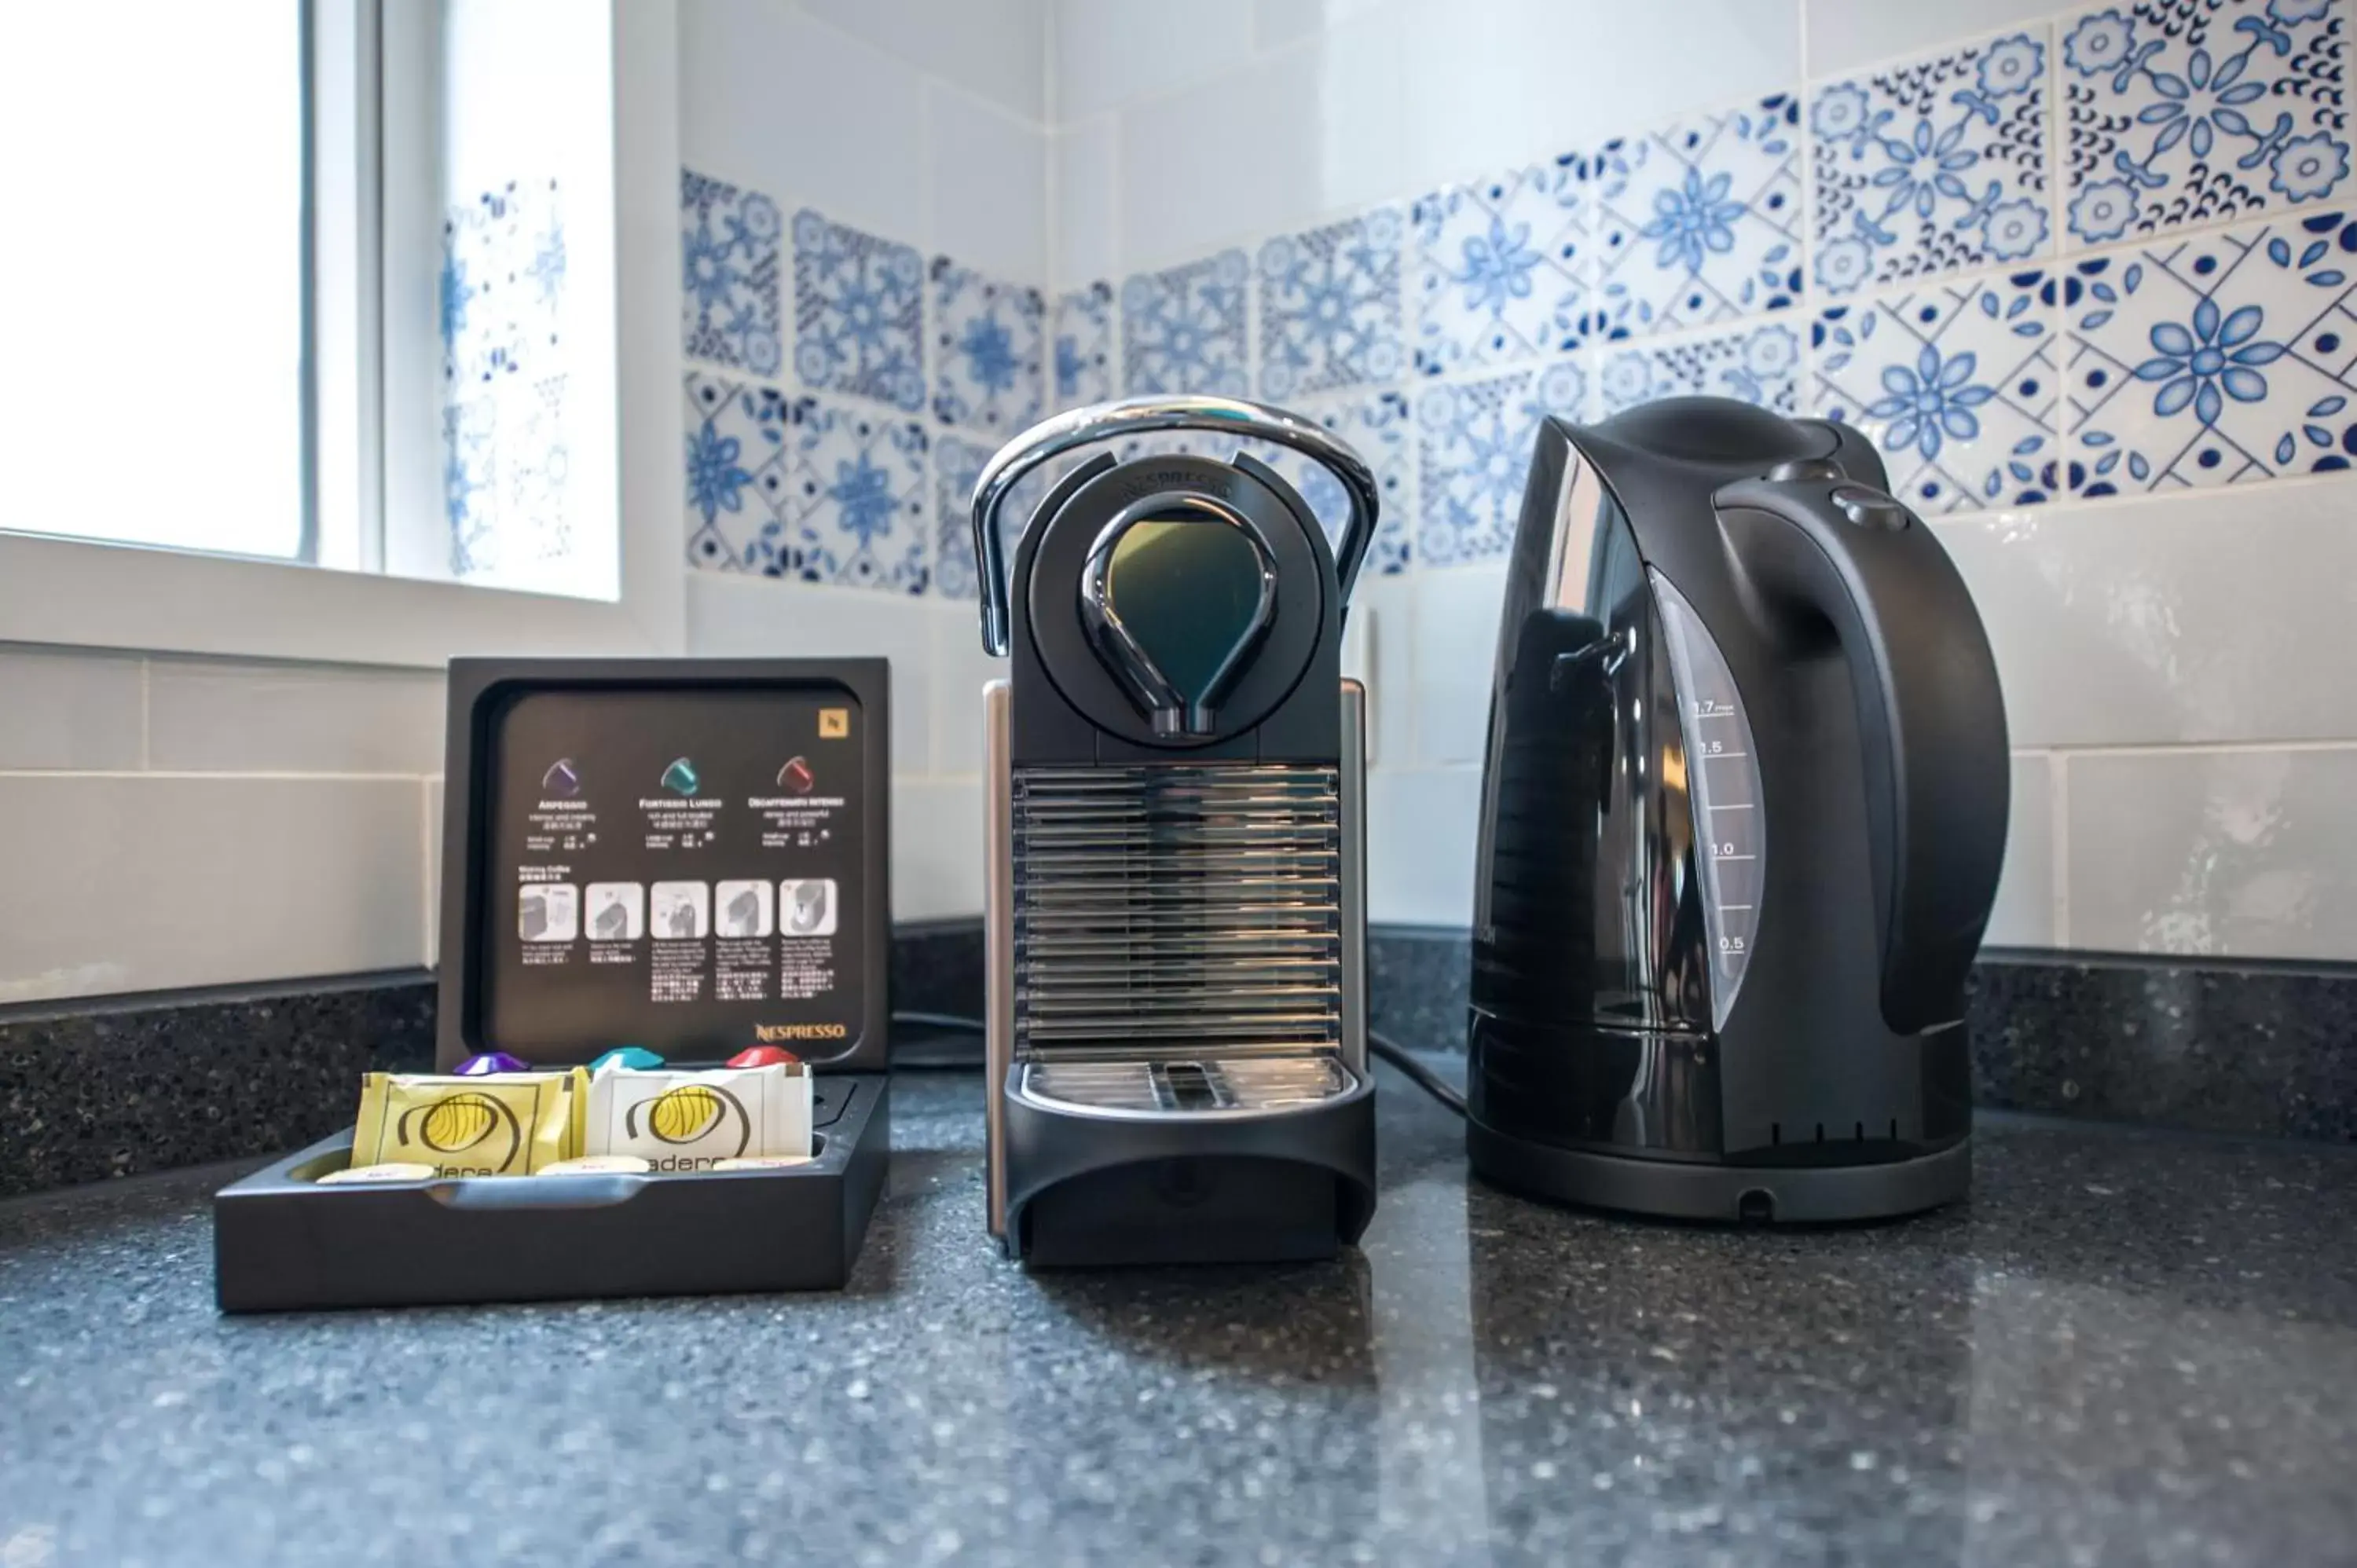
[
  {"x1": 0, "y1": 648, "x2": 142, "y2": 770},
  {"x1": 892, "y1": 776, "x2": 985, "y2": 918},
  {"x1": 1986, "y1": 753, "x2": 2058, "y2": 947},
  {"x1": 1933, "y1": 485, "x2": 2357, "y2": 747},
  {"x1": 1054, "y1": 0, "x2": 1256, "y2": 119},
  {"x1": 1809, "y1": 27, "x2": 2054, "y2": 296},
  {"x1": 2063, "y1": 214, "x2": 2357, "y2": 493},
  {"x1": 1254, "y1": 0, "x2": 1389, "y2": 48},
  {"x1": 2066, "y1": 746, "x2": 2357, "y2": 961},
  {"x1": 1412, "y1": 565, "x2": 1509, "y2": 768},
  {"x1": 1804, "y1": 0, "x2": 2054, "y2": 78},
  {"x1": 1344, "y1": 573, "x2": 1414, "y2": 769},
  {"x1": 930, "y1": 600, "x2": 1001, "y2": 777},
  {"x1": 1366, "y1": 768, "x2": 1484, "y2": 928},
  {"x1": 1391, "y1": 0, "x2": 1798, "y2": 182},
  {"x1": 1053, "y1": 121, "x2": 1116, "y2": 288},
  {"x1": 684, "y1": 576, "x2": 935, "y2": 775},
  {"x1": 679, "y1": 0, "x2": 927, "y2": 241},
  {"x1": 1589, "y1": 95, "x2": 1804, "y2": 338},
  {"x1": 2059, "y1": 0, "x2": 2351, "y2": 247},
  {"x1": 801, "y1": 0, "x2": 1047, "y2": 123},
  {"x1": 927, "y1": 87, "x2": 1048, "y2": 286},
  {"x1": 0, "y1": 777, "x2": 425, "y2": 1004},
  {"x1": 1809, "y1": 269, "x2": 2060, "y2": 511},
  {"x1": 145, "y1": 661, "x2": 445, "y2": 775}
]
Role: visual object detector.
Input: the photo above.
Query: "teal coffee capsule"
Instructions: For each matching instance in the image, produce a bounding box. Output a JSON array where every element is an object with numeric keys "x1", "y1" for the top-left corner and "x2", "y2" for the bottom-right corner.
[{"x1": 591, "y1": 1046, "x2": 665, "y2": 1073}]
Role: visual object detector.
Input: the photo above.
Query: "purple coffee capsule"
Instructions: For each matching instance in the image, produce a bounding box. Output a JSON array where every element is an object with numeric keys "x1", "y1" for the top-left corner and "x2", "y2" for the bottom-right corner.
[{"x1": 454, "y1": 1051, "x2": 529, "y2": 1075}]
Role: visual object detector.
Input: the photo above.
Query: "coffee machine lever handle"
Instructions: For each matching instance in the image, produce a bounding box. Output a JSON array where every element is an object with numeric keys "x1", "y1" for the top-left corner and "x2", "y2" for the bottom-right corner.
[
  {"x1": 968, "y1": 394, "x2": 1381, "y2": 656},
  {"x1": 1711, "y1": 474, "x2": 2011, "y2": 1035}
]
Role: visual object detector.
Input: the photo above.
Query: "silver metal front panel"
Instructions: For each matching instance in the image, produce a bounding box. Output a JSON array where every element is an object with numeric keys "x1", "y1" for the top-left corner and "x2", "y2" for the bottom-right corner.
[
  {"x1": 1013, "y1": 761, "x2": 1346, "y2": 1053},
  {"x1": 984, "y1": 680, "x2": 1014, "y2": 1240},
  {"x1": 1019, "y1": 1055, "x2": 1358, "y2": 1119}
]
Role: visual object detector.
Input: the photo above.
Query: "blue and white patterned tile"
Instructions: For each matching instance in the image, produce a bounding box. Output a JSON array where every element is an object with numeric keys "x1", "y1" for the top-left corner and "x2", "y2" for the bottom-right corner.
[
  {"x1": 2066, "y1": 211, "x2": 2357, "y2": 493},
  {"x1": 2060, "y1": 0, "x2": 2350, "y2": 247},
  {"x1": 932, "y1": 259, "x2": 1043, "y2": 435},
  {"x1": 1257, "y1": 208, "x2": 1406, "y2": 397},
  {"x1": 1811, "y1": 29, "x2": 2053, "y2": 295},
  {"x1": 450, "y1": 375, "x2": 572, "y2": 584},
  {"x1": 1812, "y1": 273, "x2": 2059, "y2": 511},
  {"x1": 1596, "y1": 321, "x2": 1805, "y2": 417},
  {"x1": 1252, "y1": 390, "x2": 1417, "y2": 576},
  {"x1": 680, "y1": 170, "x2": 779, "y2": 377},
  {"x1": 931, "y1": 435, "x2": 1056, "y2": 602},
  {"x1": 684, "y1": 372, "x2": 796, "y2": 575},
  {"x1": 1589, "y1": 98, "x2": 1803, "y2": 338},
  {"x1": 1415, "y1": 363, "x2": 1589, "y2": 566},
  {"x1": 793, "y1": 209, "x2": 924, "y2": 412},
  {"x1": 445, "y1": 179, "x2": 566, "y2": 388},
  {"x1": 1053, "y1": 283, "x2": 1114, "y2": 408},
  {"x1": 1409, "y1": 161, "x2": 1584, "y2": 374},
  {"x1": 786, "y1": 393, "x2": 930, "y2": 590},
  {"x1": 1121, "y1": 250, "x2": 1249, "y2": 394}
]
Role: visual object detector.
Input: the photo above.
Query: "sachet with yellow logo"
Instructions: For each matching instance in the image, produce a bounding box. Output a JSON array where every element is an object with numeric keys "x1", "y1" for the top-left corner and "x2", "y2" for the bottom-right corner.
[
  {"x1": 349, "y1": 1070, "x2": 586, "y2": 1177},
  {"x1": 582, "y1": 1064, "x2": 812, "y2": 1171}
]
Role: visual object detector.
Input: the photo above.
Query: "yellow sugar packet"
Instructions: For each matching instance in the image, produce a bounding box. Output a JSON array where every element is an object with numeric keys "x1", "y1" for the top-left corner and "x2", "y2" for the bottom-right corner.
[
  {"x1": 584, "y1": 1064, "x2": 812, "y2": 1171},
  {"x1": 350, "y1": 1069, "x2": 587, "y2": 1177}
]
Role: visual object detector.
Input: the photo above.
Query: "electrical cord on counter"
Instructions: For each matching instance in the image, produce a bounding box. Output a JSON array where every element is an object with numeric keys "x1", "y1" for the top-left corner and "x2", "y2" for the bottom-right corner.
[
  {"x1": 891, "y1": 1010, "x2": 1469, "y2": 1117},
  {"x1": 1367, "y1": 1030, "x2": 1468, "y2": 1118}
]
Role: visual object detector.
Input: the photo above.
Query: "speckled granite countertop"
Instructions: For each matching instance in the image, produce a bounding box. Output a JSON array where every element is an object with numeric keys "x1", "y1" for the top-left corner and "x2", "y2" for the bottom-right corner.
[{"x1": 2, "y1": 1064, "x2": 2352, "y2": 1567}]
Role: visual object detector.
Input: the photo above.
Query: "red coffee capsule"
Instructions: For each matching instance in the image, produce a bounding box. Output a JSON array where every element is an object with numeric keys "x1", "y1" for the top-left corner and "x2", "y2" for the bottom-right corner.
[{"x1": 727, "y1": 1045, "x2": 800, "y2": 1068}]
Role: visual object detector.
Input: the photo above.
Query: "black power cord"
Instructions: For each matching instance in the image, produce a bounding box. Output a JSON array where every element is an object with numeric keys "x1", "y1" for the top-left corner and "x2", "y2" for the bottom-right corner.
[{"x1": 889, "y1": 1011, "x2": 1468, "y2": 1118}]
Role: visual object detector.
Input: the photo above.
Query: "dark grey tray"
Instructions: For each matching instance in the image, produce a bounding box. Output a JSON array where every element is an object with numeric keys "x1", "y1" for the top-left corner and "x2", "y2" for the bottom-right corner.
[{"x1": 214, "y1": 1073, "x2": 889, "y2": 1312}]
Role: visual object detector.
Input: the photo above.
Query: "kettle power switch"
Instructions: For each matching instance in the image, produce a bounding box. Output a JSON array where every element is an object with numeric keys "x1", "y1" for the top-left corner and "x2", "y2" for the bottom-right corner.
[
  {"x1": 1765, "y1": 458, "x2": 1844, "y2": 483},
  {"x1": 1827, "y1": 484, "x2": 1910, "y2": 530}
]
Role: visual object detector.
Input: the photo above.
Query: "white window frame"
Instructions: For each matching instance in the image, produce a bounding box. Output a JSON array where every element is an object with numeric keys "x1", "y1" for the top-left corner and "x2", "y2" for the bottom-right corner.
[{"x1": 0, "y1": 0, "x2": 684, "y2": 669}]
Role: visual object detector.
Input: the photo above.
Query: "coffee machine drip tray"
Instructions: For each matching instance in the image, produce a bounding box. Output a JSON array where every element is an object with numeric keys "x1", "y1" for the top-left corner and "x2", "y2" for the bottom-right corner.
[{"x1": 1020, "y1": 1054, "x2": 1357, "y2": 1119}]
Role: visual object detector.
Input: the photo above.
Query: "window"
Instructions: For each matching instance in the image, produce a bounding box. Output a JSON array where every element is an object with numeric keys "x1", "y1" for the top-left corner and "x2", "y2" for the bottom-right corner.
[
  {"x1": 0, "y1": 3, "x2": 309, "y2": 560},
  {"x1": 0, "y1": 0, "x2": 671, "y2": 669}
]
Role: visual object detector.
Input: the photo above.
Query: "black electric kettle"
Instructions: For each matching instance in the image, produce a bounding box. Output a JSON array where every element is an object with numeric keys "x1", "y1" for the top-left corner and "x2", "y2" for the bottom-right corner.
[{"x1": 1467, "y1": 397, "x2": 2008, "y2": 1223}]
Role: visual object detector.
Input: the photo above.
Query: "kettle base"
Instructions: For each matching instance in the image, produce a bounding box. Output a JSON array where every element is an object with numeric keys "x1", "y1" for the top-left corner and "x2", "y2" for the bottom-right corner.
[{"x1": 1467, "y1": 1119, "x2": 1969, "y2": 1224}]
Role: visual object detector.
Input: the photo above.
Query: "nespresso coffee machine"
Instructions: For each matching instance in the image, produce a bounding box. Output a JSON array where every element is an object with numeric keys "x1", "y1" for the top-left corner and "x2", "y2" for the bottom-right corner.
[{"x1": 968, "y1": 396, "x2": 1380, "y2": 1266}]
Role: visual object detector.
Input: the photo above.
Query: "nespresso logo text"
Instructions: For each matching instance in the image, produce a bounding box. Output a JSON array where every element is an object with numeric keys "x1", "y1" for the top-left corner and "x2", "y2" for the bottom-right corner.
[{"x1": 757, "y1": 1023, "x2": 849, "y2": 1042}]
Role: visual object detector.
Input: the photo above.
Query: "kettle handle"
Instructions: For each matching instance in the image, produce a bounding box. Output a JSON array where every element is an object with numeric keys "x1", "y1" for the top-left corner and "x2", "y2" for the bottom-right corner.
[
  {"x1": 968, "y1": 394, "x2": 1381, "y2": 656},
  {"x1": 1712, "y1": 474, "x2": 2010, "y2": 1034}
]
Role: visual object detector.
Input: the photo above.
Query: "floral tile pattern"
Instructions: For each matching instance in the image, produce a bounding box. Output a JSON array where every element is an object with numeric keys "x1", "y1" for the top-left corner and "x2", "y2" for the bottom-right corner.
[
  {"x1": 1409, "y1": 161, "x2": 1584, "y2": 373},
  {"x1": 932, "y1": 435, "x2": 1056, "y2": 601},
  {"x1": 680, "y1": 170, "x2": 779, "y2": 376},
  {"x1": 1589, "y1": 98, "x2": 1803, "y2": 337},
  {"x1": 1257, "y1": 208, "x2": 1406, "y2": 397},
  {"x1": 2060, "y1": 0, "x2": 2351, "y2": 246},
  {"x1": 1248, "y1": 390, "x2": 1417, "y2": 575},
  {"x1": 684, "y1": 372, "x2": 794, "y2": 574},
  {"x1": 2066, "y1": 211, "x2": 2357, "y2": 492},
  {"x1": 1812, "y1": 30, "x2": 2054, "y2": 295},
  {"x1": 1596, "y1": 322, "x2": 1805, "y2": 417},
  {"x1": 787, "y1": 393, "x2": 930, "y2": 590},
  {"x1": 794, "y1": 210, "x2": 924, "y2": 412},
  {"x1": 1812, "y1": 273, "x2": 2059, "y2": 510},
  {"x1": 1122, "y1": 251, "x2": 1250, "y2": 394},
  {"x1": 1415, "y1": 364, "x2": 1589, "y2": 566},
  {"x1": 932, "y1": 260, "x2": 1043, "y2": 434},
  {"x1": 1054, "y1": 284, "x2": 1114, "y2": 407},
  {"x1": 446, "y1": 179, "x2": 566, "y2": 388}
]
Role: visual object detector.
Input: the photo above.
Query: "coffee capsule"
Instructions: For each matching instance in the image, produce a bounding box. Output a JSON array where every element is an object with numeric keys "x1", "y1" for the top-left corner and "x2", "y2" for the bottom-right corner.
[
  {"x1": 726, "y1": 1045, "x2": 800, "y2": 1068},
  {"x1": 538, "y1": 1155, "x2": 653, "y2": 1176},
  {"x1": 454, "y1": 1051, "x2": 529, "y2": 1076},
  {"x1": 317, "y1": 1162, "x2": 438, "y2": 1185},
  {"x1": 711, "y1": 1155, "x2": 815, "y2": 1172},
  {"x1": 351, "y1": 1069, "x2": 587, "y2": 1177},
  {"x1": 583, "y1": 1064, "x2": 813, "y2": 1171},
  {"x1": 591, "y1": 1046, "x2": 665, "y2": 1074}
]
